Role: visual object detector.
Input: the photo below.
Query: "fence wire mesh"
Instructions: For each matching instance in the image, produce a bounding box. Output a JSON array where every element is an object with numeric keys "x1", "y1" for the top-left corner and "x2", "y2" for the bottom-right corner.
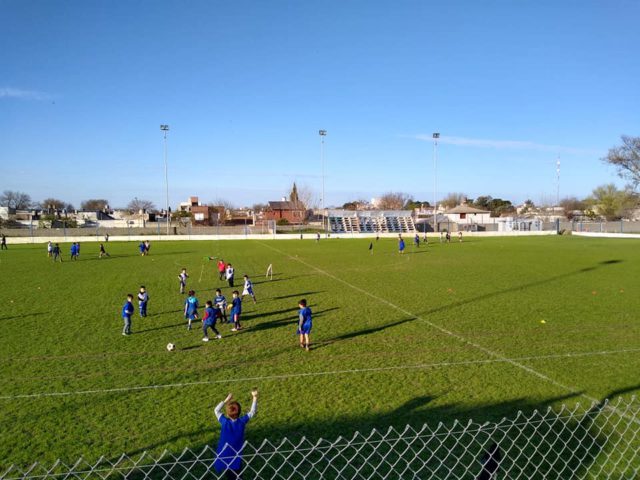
[{"x1": 2, "y1": 397, "x2": 638, "y2": 480}]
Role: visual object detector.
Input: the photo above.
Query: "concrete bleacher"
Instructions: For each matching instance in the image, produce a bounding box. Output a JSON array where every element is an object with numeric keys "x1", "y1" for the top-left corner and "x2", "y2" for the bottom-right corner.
[{"x1": 327, "y1": 210, "x2": 416, "y2": 234}]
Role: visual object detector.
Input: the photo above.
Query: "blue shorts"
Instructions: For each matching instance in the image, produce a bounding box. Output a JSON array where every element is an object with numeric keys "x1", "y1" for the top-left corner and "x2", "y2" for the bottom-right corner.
[
  {"x1": 186, "y1": 311, "x2": 198, "y2": 320},
  {"x1": 297, "y1": 322, "x2": 312, "y2": 334}
]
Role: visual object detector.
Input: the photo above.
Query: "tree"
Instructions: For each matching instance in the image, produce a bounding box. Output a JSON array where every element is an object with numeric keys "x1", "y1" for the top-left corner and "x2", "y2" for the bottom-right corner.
[
  {"x1": 403, "y1": 199, "x2": 431, "y2": 210},
  {"x1": 127, "y1": 198, "x2": 156, "y2": 213},
  {"x1": 81, "y1": 199, "x2": 109, "y2": 211},
  {"x1": 40, "y1": 198, "x2": 74, "y2": 212},
  {"x1": 296, "y1": 184, "x2": 319, "y2": 209},
  {"x1": 0, "y1": 190, "x2": 32, "y2": 209},
  {"x1": 377, "y1": 192, "x2": 410, "y2": 210},
  {"x1": 519, "y1": 199, "x2": 536, "y2": 214},
  {"x1": 440, "y1": 192, "x2": 467, "y2": 209},
  {"x1": 474, "y1": 196, "x2": 493, "y2": 210},
  {"x1": 252, "y1": 203, "x2": 268, "y2": 212},
  {"x1": 488, "y1": 198, "x2": 515, "y2": 217},
  {"x1": 603, "y1": 135, "x2": 640, "y2": 189},
  {"x1": 586, "y1": 184, "x2": 637, "y2": 221},
  {"x1": 209, "y1": 198, "x2": 234, "y2": 211},
  {"x1": 559, "y1": 197, "x2": 587, "y2": 219}
]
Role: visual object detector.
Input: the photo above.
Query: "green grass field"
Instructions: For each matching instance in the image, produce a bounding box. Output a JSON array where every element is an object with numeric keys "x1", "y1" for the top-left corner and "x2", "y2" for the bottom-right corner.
[{"x1": 1, "y1": 235, "x2": 639, "y2": 472}]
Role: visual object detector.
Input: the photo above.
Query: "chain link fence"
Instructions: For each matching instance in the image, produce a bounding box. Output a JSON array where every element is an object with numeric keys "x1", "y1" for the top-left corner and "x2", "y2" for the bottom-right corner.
[{"x1": 2, "y1": 397, "x2": 638, "y2": 479}]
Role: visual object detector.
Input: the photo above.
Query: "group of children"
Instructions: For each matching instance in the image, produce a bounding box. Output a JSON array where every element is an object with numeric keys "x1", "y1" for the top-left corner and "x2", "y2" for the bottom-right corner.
[
  {"x1": 179, "y1": 261, "x2": 257, "y2": 340},
  {"x1": 119, "y1": 254, "x2": 314, "y2": 353},
  {"x1": 138, "y1": 240, "x2": 151, "y2": 256},
  {"x1": 212, "y1": 258, "x2": 237, "y2": 288},
  {"x1": 397, "y1": 231, "x2": 463, "y2": 253},
  {"x1": 120, "y1": 286, "x2": 149, "y2": 335}
]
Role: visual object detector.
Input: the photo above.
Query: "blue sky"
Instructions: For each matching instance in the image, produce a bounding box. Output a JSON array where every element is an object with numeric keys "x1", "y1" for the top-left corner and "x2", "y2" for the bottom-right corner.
[{"x1": 1, "y1": 1, "x2": 639, "y2": 209}]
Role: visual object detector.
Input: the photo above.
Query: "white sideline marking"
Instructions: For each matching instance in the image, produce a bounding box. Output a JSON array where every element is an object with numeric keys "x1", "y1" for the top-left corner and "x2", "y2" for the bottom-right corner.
[
  {"x1": 258, "y1": 242, "x2": 640, "y2": 423},
  {"x1": 1, "y1": 348, "x2": 639, "y2": 400}
]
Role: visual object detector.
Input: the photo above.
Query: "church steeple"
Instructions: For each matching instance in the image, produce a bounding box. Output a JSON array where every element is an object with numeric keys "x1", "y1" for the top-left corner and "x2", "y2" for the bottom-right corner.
[{"x1": 290, "y1": 182, "x2": 299, "y2": 204}]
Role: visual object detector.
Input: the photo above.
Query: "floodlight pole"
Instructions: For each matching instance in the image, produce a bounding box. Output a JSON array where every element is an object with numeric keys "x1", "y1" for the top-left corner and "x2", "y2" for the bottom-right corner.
[
  {"x1": 433, "y1": 133, "x2": 440, "y2": 232},
  {"x1": 556, "y1": 156, "x2": 561, "y2": 207},
  {"x1": 319, "y1": 129, "x2": 327, "y2": 236},
  {"x1": 161, "y1": 125, "x2": 170, "y2": 236}
]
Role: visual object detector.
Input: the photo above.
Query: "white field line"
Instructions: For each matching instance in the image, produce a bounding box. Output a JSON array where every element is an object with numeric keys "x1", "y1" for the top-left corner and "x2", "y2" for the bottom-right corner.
[
  {"x1": 258, "y1": 242, "x2": 640, "y2": 423},
  {"x1": 1, "y1": 348, "x2": 639, "y2": 401}
]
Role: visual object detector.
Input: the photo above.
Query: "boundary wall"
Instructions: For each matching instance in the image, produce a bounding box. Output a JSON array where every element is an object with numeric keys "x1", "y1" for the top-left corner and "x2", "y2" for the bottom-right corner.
[
  {"x1": 572, "y1": 232, "x2": 640, "y2": 239},
  {"x1": 4, "y1": 230, "x2": 557, "y2": 245}
]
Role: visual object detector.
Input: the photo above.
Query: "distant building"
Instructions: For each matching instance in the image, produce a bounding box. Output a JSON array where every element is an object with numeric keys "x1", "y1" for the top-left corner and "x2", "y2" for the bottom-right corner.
[
  {"x1": 178, "y1": 196, "x2": 223, "y2": 226},
  {"x1": 443, "y1": 203, "x2": 492, "y2": 224},
  {"x1": 265, "y1": 183, "x2": 307, "y2": 224}
]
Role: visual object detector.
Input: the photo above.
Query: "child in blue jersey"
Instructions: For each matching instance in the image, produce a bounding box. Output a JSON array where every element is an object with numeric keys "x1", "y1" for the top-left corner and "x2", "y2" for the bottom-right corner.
[
  {"x1": 414, "y1": 234, "x2": 420, "y2": 247},
  {"x1": 122, "y1": 294, "x2": 134, "y2": 335},
  {"x1": 184, "y1": 290, "x2": 199, "y2": 330},
  {"x1": 241, "y1": 275, "x2": 257, "y2": 303},
  {"x1": 70, "y1": 243, "x2": 78, "y2": 260},
  {"x1": 202, "y1": 300, "x2": 222, "y2": 341},
  {"x1": 214, "y1": 389, "x2": 258, "y2": 479},
  {"x1": 230, "y1": 290, "x2": 242, "y2": 331},
  {"x1": 178, "y1": 268, "x2": 188, "y2": 294},
  {"x1": 214, "y1": 289, "x2": 229, "y2": 323},
  {"x1": 398, "y1": 236, "x2": 405, "y2": 254},
  {"x1": 297, "y1": 299, "x2": 313, "y2": 351},
  {"x1": 137, "y1": 286, "x2": 149, "y2": 317},
  {"x1": 139, "y1": 242, "x2": 146, "y2": 256}
]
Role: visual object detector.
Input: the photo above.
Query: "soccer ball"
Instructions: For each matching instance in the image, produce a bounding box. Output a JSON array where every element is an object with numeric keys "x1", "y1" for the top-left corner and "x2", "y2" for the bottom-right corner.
[
  {"x1": 227, "y1": 305, "x2": 232, "y2": 312},
  {"x1": 166, "y1": 343, "x2": 176, "y2": 352}
]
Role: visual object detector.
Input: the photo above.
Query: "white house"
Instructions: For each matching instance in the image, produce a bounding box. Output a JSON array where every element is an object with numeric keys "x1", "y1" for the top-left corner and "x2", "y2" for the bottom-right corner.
[{"x1": 443, "y1": 204, "x2": 493, "y2": 225}]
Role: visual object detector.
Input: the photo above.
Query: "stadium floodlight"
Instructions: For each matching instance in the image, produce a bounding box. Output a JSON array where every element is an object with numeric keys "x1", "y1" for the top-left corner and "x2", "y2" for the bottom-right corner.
[
  {"x1": 161, "y1": 125, "x2": 170, "y2": 236},
  {"x1": 319, "y1": 130, "x2": 327, "y2": 235},
  {"x1": 433, "y1": 133, "x2": 440, "y2": 232}
]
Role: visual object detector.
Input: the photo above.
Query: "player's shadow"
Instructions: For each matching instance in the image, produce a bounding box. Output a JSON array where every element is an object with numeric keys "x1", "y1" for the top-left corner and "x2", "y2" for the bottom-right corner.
[
  {"x1": 272, "y1": 291, "x2": 323, "y2": 300},
  {"x1": 136, "y1": 322, "x2": 186, "y2": 334},
  {"x1": 0, "y1": 312, "x2": 46, "y2": 322},
  {"x1": 181, "y1": 345, "x2": 202, "y2": 351},
  {"x1": 314, "y1": 315, "x2": 414, "y2": 349},
  {"x1": 146, "y1": 309, "x2": 183, "y2": 317},
  {"x1": 239, "y1": 307, "x2": 340, "y2": 334}
]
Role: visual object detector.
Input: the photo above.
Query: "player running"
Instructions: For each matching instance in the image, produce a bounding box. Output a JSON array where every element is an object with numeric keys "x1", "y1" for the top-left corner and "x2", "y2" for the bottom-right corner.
[
  {"x1": 184, "y1": 290, "x2": 199, "y2": 330},
  {"x1": 242, "y1": 275, "x2": 257, "y2": 303}
]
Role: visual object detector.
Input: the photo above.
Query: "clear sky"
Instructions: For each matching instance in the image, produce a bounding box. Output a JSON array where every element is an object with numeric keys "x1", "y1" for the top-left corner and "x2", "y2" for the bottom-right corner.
[{"x1": 1, "y1": 0, "x2": 639, "y2": 209}]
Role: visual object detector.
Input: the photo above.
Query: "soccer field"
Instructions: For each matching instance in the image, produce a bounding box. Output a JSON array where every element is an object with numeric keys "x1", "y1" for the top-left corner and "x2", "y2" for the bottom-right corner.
[{"x1": 1, "y1": 235, "x2": 639, "y2": 470}]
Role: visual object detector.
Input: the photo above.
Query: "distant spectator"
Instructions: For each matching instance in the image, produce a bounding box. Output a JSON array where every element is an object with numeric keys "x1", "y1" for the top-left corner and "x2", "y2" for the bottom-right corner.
[{"x1": 0, "y1": 234, "x2": 6, "y2": 250}]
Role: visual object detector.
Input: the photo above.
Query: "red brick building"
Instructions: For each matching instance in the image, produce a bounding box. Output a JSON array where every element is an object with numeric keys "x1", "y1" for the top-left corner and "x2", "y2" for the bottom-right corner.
[
  {"x1": 264, "y1": 183, "x2": 308, "y2": 224},
  {"x1": 265, "y1": 201, "x2": 307, "y2": 224}
]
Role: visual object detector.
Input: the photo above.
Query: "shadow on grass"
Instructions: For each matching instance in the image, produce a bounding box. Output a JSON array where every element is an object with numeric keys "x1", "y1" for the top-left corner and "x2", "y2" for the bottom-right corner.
[
  {"x1": 111, "y1": 389, "x2": 625, "y2": 480},
  {"x1": 415, "y1": 259, "x2": 624, "y2": 319},
  {"x1": 136, "y1": 322, "x2": 187, "y2": 334},
  {"x1": 314, "y1": 315, "x2": 414, "y2": 349},
  {"x1": 0, "y1": 312, "x2": 47, "y2": 322},
  {"x1": 272, "y1": 291, "x2": 324, "y2": 300},
  {"x1": 238, "y1": 307, "x2": 340, "y2": 334}
]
